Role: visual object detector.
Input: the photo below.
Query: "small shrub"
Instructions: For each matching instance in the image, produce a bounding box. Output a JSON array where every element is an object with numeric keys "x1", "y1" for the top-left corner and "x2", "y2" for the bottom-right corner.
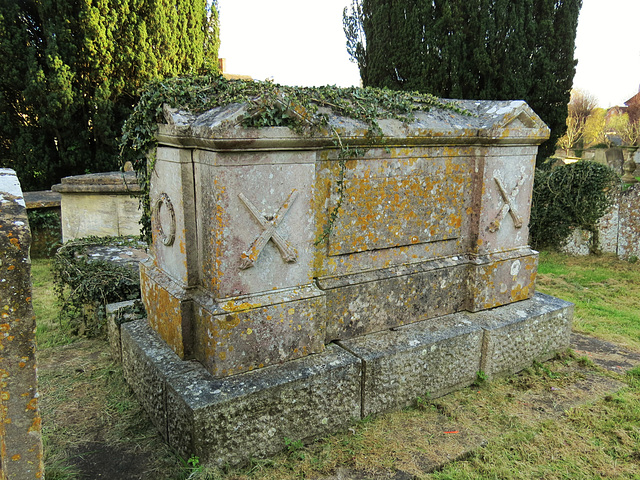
[
  {"x1": 529, "y1": 160, "x2": 619, "y2": 251},
  {"x1": 53, "y1": 236, "x2": 143, "y2": 336},
  {"x1": 474, "y1": 370, "x2": 489, "y2": 387}
]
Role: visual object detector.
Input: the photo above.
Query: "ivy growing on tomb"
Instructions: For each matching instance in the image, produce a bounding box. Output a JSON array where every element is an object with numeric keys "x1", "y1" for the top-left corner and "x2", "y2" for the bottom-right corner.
[{"x1": 120, "y1": 75, "x2": 467, "y2": 243}]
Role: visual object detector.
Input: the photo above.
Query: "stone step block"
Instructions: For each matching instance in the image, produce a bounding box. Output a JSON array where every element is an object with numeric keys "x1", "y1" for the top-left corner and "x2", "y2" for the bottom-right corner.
[
  {"x1": 339, "y1": 314, "x2": 484, "y2": 417},
  {"x1": 120, "y1": 318, "x2": 362, "y2": 466},
  {"x1": 165, "y1": 342, "x2": 361, "y2": 466},
  {"x1": 475, "y1": 292, "x2": 574, "y2": 378},
  {"x1": 121, "y1": 320, "x2": 200, "y2": 439}
]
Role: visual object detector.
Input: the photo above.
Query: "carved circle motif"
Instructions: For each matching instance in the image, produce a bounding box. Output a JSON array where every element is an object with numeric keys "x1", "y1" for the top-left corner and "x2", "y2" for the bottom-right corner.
[{"x1": 153, "y1": 193, "x2": 176, "y2": 246}]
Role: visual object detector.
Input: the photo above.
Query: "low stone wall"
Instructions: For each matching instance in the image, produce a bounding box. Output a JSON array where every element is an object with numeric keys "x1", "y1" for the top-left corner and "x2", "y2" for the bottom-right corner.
[
  {"x1": 0, "y1": 169, "x2": 44, "y2": 479},
  {"x1": 562, "y1": 184, "x2": 640, "y2": 260},
  {"x1": 52, "y1": 171, "x2": 142, "y2": 242}
]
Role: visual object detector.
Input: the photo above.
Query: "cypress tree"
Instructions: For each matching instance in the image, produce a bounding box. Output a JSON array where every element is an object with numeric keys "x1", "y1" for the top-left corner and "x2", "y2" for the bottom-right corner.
[
  {"x1": 0, "y1": 0, "x2": 219, "y2": 191},
  {"x1": 344, "y1": 0, "x2": 582, "y2": 163}
]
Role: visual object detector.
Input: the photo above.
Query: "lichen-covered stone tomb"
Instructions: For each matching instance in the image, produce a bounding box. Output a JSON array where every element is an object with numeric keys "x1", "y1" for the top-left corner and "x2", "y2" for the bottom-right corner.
[{"x1": 119, "y1": 95, "x2": 574, "y2": 465}]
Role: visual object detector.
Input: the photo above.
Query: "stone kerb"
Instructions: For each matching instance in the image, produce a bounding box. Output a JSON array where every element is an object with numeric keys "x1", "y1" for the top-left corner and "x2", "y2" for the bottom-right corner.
[
  {"x1": 0, "y1": 169, "x2": 45, "y2": 479},
  {"x1": 52, "y1": 171, "x2": 142, "y2": 242}
]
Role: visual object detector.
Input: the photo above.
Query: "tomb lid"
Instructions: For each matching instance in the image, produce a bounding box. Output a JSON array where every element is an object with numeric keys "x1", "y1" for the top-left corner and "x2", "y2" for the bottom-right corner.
[
  {"x1": 52, "y1": 171, "x2": 141, "y2": 194},
  {"x1": 23, "y1": 190, "x2": 61, "y2": 209},
  {"x1": 157, "y1": 98, "x2": 549, "y2": 151}
]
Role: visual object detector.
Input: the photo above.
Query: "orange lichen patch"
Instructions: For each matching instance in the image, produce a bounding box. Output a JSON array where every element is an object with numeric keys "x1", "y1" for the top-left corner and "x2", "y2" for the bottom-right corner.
[
  {"x1": 221, "y1": 301, "x2": 261, "y2": 313},
  {"x1": 7, "y1": 265, "x2": 15, "y2": 271},
  {"x1": 25, "y1": 398, "x2": 38, "y2": 411},
  {"x1": 141, "y1": 269, "x2": 185, "y2": 358},
  {"x1": 9, "y1": 237, "x2": 20, "y2": 248},
  {"x1": 11, "y1": 454, "x2": 20, "y2": 461},
  {"x1": 28, "y1": 416, "x2": 41, "y2": 433}
]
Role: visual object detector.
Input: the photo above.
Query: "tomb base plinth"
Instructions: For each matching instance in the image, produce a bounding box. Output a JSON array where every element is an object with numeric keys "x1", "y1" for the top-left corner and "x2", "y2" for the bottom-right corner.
[{"x1": 114, "y1": 291, "x2": 572, "y2": 467}]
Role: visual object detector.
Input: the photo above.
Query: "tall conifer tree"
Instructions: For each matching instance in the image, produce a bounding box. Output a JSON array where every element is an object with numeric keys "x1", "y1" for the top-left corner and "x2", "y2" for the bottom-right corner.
[
  {"x1": 0, "y1": 0, "x2": 219, "y2": 190},
  {"x1": 344, "y1": 0, "x2": 582, "y2": 163}
]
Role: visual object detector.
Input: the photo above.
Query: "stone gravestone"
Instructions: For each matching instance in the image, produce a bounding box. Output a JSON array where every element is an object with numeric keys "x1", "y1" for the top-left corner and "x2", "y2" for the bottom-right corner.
[
  {"x1": 0, "y1": 169, "x2": 45, "y2": 479},
  {"x1": 118, "y1": 97, "x2": 574, "y2": 465}
]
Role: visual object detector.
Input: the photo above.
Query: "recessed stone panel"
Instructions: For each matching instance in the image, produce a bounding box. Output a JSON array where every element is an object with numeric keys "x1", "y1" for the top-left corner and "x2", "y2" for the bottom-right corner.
[
  {"x1": 327, "y1": 156, "x2": 468, "y2": 256},
  {"x1": 321, "y1": 259, "x2": 469, "y2": 342}
]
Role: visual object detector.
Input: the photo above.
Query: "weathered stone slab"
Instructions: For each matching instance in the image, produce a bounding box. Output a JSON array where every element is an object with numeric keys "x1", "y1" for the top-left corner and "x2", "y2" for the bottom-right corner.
[
  {"x1": 338, "y1": 314, "x2": 483, "y2": 417},
  {"x1": 106, "y1": 299, "x2": 140, "y2": 362},
  {"x1": 474, "y1": 292, "x2": 573, "y2": 378},
  {"x1": 193, "y1": 149, "x2": 318, "y2": 298},
  {"x1": 325, "y1": 155, "x2": 470, "y2": 256},
  {"x1": 467, "y1": 248, "x2": 538, "y2": 311},
  {"x1": 190, "y1": 284, "x2": 326, "y2": 377},
  {"x1": 140, "y1": 260, "x2": 193, "y2": 359},
  {"x1": 617, "y1": 184, "x2": 640, "y2": 261},
  {"x1": 0, "y1": 168, "x2": 44, "y2": 479},
  {"x1": 23, "y1": 190, "x2": 61, "y2": 209},
  {"x1": 148, "y1": 147, "x2": 199, "y2": 287},
  {"x1": 120, "y1": 316, "x2": 361, "y2": 466}
]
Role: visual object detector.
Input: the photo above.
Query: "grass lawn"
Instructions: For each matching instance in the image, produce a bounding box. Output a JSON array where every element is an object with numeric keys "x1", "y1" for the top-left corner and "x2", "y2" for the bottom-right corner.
[{"x1": 30, "y1": 253, "x2": 640, "y2": 480}]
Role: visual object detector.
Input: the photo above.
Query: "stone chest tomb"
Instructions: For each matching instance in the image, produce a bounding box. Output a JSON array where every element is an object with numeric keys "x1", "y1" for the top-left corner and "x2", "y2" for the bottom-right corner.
[{"x1": 119, "y1": 94, "x2": 573, "y2": 465}]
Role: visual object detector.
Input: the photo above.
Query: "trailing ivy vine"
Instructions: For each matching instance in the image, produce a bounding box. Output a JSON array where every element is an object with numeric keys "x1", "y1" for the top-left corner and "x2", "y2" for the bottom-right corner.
[{"x1": 120, "y1": 75, "x2": 467, "y2": 243}]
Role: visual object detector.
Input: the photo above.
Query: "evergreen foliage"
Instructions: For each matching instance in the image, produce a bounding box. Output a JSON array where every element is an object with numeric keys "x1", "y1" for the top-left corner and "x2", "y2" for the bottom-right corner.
[
  {"x1": 344, "y1": 0, "x2": 582, "y2": 164},
  {"x1": 530, "y1": 161, "x2": 618, "y2": 251},
  {"x1": 0, "y1": 0, "x2": 219, "y2": 191}
]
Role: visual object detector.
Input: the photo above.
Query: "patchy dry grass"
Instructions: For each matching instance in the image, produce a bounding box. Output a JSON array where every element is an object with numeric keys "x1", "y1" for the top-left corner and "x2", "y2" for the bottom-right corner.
[
  {"x1": 31, "y1": 253, "x2": 640, "y2": 480},
  {"x1": 537, "y1": 251, "x2": 640, "y2": 351}
]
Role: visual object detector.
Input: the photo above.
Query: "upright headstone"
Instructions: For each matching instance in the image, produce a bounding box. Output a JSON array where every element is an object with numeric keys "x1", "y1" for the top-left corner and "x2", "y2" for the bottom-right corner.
[{"x1": 0, "y1": 169, "x2": 44, "y2": 479}]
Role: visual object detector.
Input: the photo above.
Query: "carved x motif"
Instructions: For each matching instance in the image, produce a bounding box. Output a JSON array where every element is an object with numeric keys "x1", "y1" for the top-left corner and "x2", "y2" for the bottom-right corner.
[
  {"x1": 238, "y1": 190, "x2": 298, "y2": 269},
  {"x1": 489, "y1": 176, "x2": 524, "y2": 233}
]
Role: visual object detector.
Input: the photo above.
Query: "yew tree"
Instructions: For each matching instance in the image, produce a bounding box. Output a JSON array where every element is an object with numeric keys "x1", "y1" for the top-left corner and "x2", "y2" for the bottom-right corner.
[
  {"x1": 0, "y1": 0, "x2": 219, "y2": 191},
  {"x1": 344, "y1": 0, "x2": 583, "y2": 163}
]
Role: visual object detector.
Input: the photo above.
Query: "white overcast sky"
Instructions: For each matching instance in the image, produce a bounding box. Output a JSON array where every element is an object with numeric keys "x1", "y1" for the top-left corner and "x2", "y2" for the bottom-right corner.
[{"x1": 217, "y1": 0, "x2": 640, "y2": 108}]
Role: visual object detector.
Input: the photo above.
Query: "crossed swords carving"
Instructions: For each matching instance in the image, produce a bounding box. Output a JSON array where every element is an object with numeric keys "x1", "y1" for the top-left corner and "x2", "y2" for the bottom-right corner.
[
  {"x1": 238, "y1": 190, "x2": 298, "y2": 269},
  {"x1": 488, "y1": 175, "x2": 524, "y2": 233}
]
